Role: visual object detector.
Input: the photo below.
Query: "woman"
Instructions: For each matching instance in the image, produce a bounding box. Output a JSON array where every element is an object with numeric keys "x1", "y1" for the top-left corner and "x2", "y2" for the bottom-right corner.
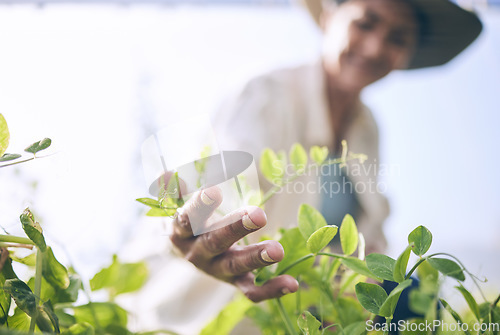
[{"x1": 152, "y1": 0, "x2": 482, "y2": 332}]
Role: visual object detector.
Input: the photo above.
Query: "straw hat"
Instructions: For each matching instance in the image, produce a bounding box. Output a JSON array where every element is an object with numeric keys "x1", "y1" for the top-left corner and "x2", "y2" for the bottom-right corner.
[{"x1": 300, "y1": 0, "x2": 483, "y2": 69}]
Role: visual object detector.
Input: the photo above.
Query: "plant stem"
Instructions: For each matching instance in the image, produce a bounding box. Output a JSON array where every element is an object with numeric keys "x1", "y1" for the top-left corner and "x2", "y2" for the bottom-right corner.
[
  {"x1": 277, "y1": 253, "x2": 314, "y2": 276},
  {"x1": 30, "y1": 248, "x2": 43, "y2": 332},
  {"x1": 0, "y1": 234, "x2": 34, "y2": 245},
  {"x1": 0, "y1": 242, "x2": 33, "y2": 249},
  {"x1": 491, "y1": 293, "x2": 500, "y2": 308},
  {"x1": 0, "y1": 157, "x2": 34, "y2": 168},
  {"x1": 405, "y1": 257, "x2": 427, "y2": 280},
  {"x1": 276, "y1": 298, "x2": 298, "y2": 335}
]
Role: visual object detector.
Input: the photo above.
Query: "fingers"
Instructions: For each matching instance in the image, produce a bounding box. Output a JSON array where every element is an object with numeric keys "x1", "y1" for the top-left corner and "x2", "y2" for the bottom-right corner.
[
  {"x1": 212, "y1": 240, "x2": 284, "y2": 278},
  {"x1": 188, "y1": 206, "x2": 267, "y2": 261},
  {"x1": 172, "y1": 186, "x2": 223, "y2": 239},
  {"x1": 236, "y1": 273, "x2": 299, "y2": 303}
]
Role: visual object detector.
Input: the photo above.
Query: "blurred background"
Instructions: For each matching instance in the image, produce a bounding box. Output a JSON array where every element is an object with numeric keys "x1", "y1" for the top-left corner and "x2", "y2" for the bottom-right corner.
[{"x1": 0, "y1": 0, "x2": 499, "y2": 321}]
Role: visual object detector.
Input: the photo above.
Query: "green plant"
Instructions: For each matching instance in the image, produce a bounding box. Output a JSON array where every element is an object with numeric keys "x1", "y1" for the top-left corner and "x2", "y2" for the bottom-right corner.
[{"x1": 0, "y1": 114, "x2": 177, "y2": 334}]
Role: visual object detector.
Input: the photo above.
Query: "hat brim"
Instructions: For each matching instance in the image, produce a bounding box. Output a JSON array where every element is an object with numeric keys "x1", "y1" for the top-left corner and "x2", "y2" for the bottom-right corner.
[{"x1": 301, "y1": 0, "x2": 483, "y2": 69}]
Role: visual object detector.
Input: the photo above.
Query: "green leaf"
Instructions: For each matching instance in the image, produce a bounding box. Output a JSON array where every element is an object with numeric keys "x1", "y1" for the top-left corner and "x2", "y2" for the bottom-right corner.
[
  {"x1": 276, "y1": 228, "x2": 314, "y2": 277},
  {"x1": 0, "y1": 153, "x2": 21, "y2": 162},
  {"x1": 306, "y1": 225, "x2": 338, "y2": 254},
  {"x1": 9, "y1": 308, "x2": 31, "y2": 331},
  {"x1": 38, "y1": 301, "x2": 60, "y2": 332},
  {"x1": 72, "y1": 302, "x2": 127, "y2": 328},
  {"x1": 416, "y1": 260, "x2": 439, "y2": 289},
  {"x1": 20, "y1": 208, "x2": 47, "y2": 251},
  {"x1": 61, "y1": 322, "x2": 95, "y2": 335},
  {"x1": 11, "y1": 253, "x2": 37, "y2": 266},
  {"x1": 335, "y1": 297, "x2": 367, "y2": 328},
  {"x1": 297, "y1": 311, "x2": 321, "y2": 335},
  {"x1": 355, "y1": 282, "x2": 388, "y2": 315},
  {"x1": 55, "y1": 310, "x2": 77, "y2": 328},
  {"x1": 136, "y1": 197, "x2": 161, "y2": 209},
  {"x1": 24, "y1": 138, "x2": 52, "y2": 155},
  {"x1": 27, "y1": 276, "x2": 56, "y2": 303},
  {"x1": 378, "y1": 279, "x2": 412, "y2": 317},
  {"x1": 0, "y1": 114, "x2": 9, "y2": 156},
  {"x1": 439, "y1": 299, "x2": 472, "y2": 335},
  {"x1": 393, "y1": 245, "x2": 412, "y2": 283},
  {"x1": 53, "y1": 274, "x2": 82, "y2": 304},
  {"x1": 298, "y1": 204, "x2": 327, "y2": 241},
  {"x1": 427, "y1": 257, "x2": 465, "y2": 281},
  {"x1": 342, "y1": 321, "x2": 368, "y2": 335},
  {"x1": 366, "y1": 253, "x2": 396, "y2": 282},
  {"x1": 146, "y1": 207, "x2": 171, "y2": 217},
  {"x1": 4, "y1": 279, "x2": 37, "y2": 317},
  {"x1": 341, "y1": 257, "x2": 381, "y2": 281},
  {"x1": 408, "y1": 289, "x2": 434, "y2": 314},
  {"x1": 90, "y1": 255, "x2": 148, "y2": 297},
  {"x1": 42, "y1": 246, "x2": 70, "y2": 289},
  {"x1": 289, "y1": 143, "x2": 308, "y2": 174},
  {"x1": 340, "y1": 214, "x2": 358, "y2": 256},
  {"x1": 260, "y1": 148, "x2": 284, "y2": 185},
  {"x1": 309, "y1": 146, "x2": 328, "y2": 165},
  {"x1": 456, "y1": 284, "x2": 480, "y2": 320},
  {"x1": 408, "y1": 226, "x2": 432, "y2": 256},
  {"x1": 200, "y1": 296, "x2": 253, "y2": 335}
]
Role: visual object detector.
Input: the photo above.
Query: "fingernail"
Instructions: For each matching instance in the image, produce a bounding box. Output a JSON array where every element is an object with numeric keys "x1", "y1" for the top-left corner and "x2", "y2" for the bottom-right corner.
[
  {"x1": 242, "y1": 214, "x2": 259, "y2": 230},
  {"x1": 281, "y1": 288, "x2": 291, "y2": 295},
  {"x1": 260, "y1": 249, "x2": 276, "y2": 263},
  {"x1": 200, "y1": 191, "x2": 214, "y2": 206}
]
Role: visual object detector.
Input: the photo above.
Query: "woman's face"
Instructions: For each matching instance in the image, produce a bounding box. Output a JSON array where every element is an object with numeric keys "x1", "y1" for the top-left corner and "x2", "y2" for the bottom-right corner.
[{"x1": 321, "y1": 0, "x2": 418, "y2": 91}]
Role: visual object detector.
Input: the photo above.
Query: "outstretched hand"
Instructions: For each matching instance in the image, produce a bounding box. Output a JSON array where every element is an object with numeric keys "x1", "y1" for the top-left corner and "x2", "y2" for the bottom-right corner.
[{"x1": 170, "y1": 186, "x2": 298, "y2": 302}]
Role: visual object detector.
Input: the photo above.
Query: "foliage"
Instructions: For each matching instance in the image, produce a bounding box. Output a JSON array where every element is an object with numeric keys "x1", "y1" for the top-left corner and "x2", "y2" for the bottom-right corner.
[
  {"x1": 185, "y1": 142, "x2": 499, "y2": 335},
  {"x1": 0, "y1": 114, "x2": 175, "y2": 335}
]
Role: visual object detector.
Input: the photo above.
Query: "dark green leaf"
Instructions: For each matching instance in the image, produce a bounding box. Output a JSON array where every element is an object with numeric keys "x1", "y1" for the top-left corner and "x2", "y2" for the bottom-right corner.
[
  {"x1": 55, "y1": 310, "x2": 77, "y2": 328},
  {"x1": 306, "y1": 225, "x2": 338, "y2": 253},
  {"x1": 200, "y1": 296, "x2": 252, "y2": 335},
  {"x1": 136, "y1": 198, "x2": 161, "y2": 209},
  {"x1": 355, "y1": 282, "x2": 388, "y2": 315},
  {"x1": 341, "y1": 257, "x2": 381, "y2": 281},
  {"x1": 260, "y1": 148, "x2": 284, "y2": 185},
  {"x1": 393, "y1": 245, "x2": 411, "y2": 283},
  {"x1": 4, "y1": 279, "x2": 37, "y2": 317},
  {"x1": 0, "y1": 153, "x2": 21, "y2": 162},
  {"x1": 276, "y1": 228, "x2": 313, "y2": 277},
  {"x1": 0, "y1": 256, "x2": 15, "y2": 324},
  {"x1": 20, "y1": 208, "x2": 47, "y2": 251},
  {"x1": 408, "y1": 226, "x2": 432, "y2": 256},
  {"x1": 289, "y1": 143, "x2": 307, "y2": 173},
  {"x1": 53, "y1": 274, "x2": 81, "y2": 304},
  {"x1": 73, "y1": 302, "x2": 127, "y2": 328},
  {"x1": 24, "y1": 138, "x2": 52, "y2": 155},
  {"x1": 366, "y1": 253, "x2": 396, "y2": 282},
  {"x1": 309, "y1": 146, "x2": 328, "y2": 165},
  {"x1": 340, "y1": 214, "x2": 358, "y2": 256},
  {"x1": 379, "y1": 279, "x2": 412, "y2": 317},
  {"x1": 297, "y1": 311, "x2": 321, "y2": 335},
  {"x1": 37, "y1": 301, "x2": 59, "y2": 332},
  {"x1": 0, "y1": 114, "x2": 9, "y2": 156},
  {"x1": 42, "y1": 246, "x2": 70, "y2": 289},
  {"x1": 456, "y1": 284, "x2": 480, "y2": 321},
  {"x1": 61, "y1": 322, "x2": 95, "y2": 335},
  {"x1": 439, "y1": 299, "x2": 471, "y2": 335},
  {"x1": 298, "y1": 204, "x2": 327, "y2": 241},
  {"x1": 427, "y1": 257, "x2": 465, "y2": 281},
  {"x1": 90, "y1": 255, "x2": 148, "y2": 297}
]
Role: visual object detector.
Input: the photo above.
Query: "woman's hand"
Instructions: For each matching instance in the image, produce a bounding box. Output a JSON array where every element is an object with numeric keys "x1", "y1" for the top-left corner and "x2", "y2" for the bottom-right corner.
[{"x1": 170, "y1": 186, "x2": 299, "y2": 302}]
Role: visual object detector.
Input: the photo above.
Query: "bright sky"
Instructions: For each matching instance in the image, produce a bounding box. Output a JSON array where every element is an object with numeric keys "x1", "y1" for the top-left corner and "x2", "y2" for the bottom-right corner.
[{"x1": 0, "y1": 3, "x2": 499, "y2": 308}]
